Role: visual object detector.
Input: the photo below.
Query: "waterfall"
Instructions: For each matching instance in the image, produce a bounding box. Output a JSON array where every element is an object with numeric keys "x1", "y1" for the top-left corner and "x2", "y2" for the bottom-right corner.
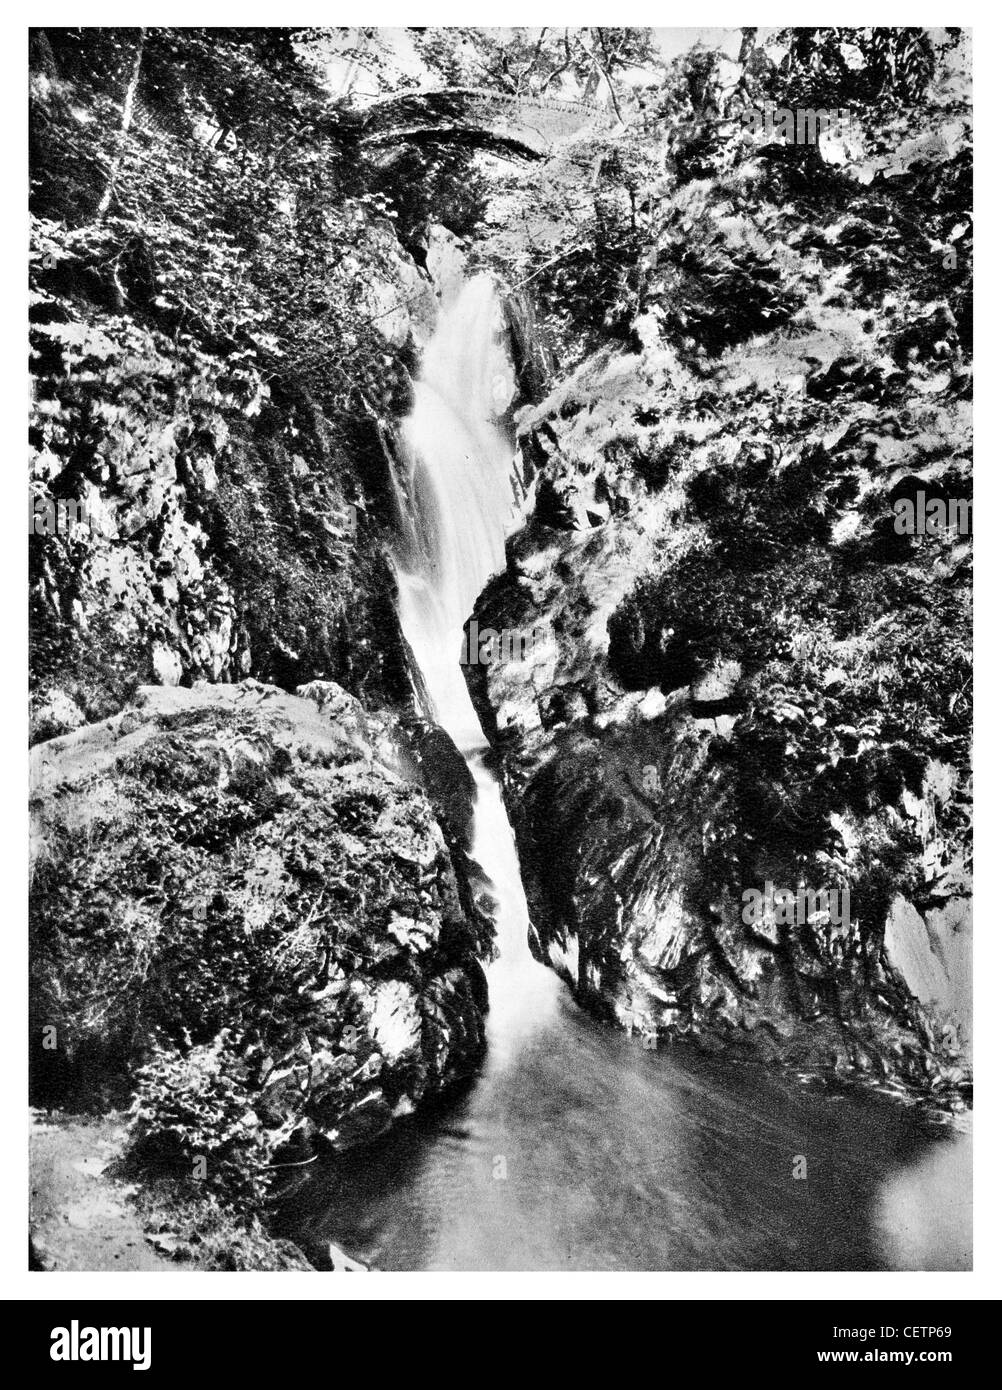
[
  {"x1": 301, "y1": 281, "x2": 970, "y2": 1277},
  {"x1": 392, "y1": 274, "x2": 559, "y2": 1038},
  {"x1": 393, "y1": 275, "x2": 520, "y2": 754}
]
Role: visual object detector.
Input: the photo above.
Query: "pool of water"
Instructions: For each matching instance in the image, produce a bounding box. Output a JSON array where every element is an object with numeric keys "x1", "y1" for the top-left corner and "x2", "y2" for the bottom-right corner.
[{"x1": 280, "y1": 942, "x2": 970, "y2": 1272}]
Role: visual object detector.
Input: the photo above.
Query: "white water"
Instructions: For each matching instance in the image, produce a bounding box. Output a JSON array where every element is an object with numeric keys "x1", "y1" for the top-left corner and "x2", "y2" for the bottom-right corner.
[
  {"x1": 289, "y1": 275, "x2": 972, "y2": 1271},
  {"x1": 392, "y1": 275, "x2": 561, "y2": 1044}
]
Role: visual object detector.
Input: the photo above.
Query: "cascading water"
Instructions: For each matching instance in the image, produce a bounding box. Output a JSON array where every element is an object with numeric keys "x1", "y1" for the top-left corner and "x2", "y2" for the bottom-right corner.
[
  {"x1": 393, "y1": 275, "x2": 518, "y2": 756},
  {"x1": 391, "y1": 275, "x2": 561, "y2": 1043},
  {"x1": 290, "y1": 274, "x2": 971, "y2": 1272}
]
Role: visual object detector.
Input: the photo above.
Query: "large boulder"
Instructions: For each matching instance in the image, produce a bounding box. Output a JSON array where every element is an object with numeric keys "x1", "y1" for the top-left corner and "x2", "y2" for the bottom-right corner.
[{"x1": 29, "y1": 679, "x2": 489, "y2": 1163}]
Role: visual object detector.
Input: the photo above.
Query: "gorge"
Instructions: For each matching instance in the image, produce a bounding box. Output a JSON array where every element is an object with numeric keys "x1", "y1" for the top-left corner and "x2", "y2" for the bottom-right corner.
[
  {"x1": 28, "y1": 26, "x2": 972, "y2": 1274},
  {"x1": 278, "y1": 271, "x2": 971, "y2": 1271}
]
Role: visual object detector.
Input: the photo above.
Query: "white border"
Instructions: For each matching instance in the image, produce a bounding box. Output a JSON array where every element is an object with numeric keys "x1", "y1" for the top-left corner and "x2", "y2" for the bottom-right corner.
[{"x1": 4, "y1": 3, "x2": 996, "y2": 1303}]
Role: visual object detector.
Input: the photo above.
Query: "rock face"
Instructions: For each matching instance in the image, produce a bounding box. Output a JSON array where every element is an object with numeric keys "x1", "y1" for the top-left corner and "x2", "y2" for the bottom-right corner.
[
  {"x1": 468, "y1": 333, "x2": 971, "y2": 1104},
  {"x1": 30, "y1": 679, "x2": 489, "y2": 1165},
  {"x1": 28, "y1": 223, "x2": 462, "y2": 741}
]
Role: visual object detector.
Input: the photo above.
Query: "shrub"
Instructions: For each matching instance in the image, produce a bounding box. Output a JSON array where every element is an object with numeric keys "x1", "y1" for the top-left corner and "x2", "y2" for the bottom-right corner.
[{"x1": 129, "y1": 1031, "x2": 285, "y2": 1206}]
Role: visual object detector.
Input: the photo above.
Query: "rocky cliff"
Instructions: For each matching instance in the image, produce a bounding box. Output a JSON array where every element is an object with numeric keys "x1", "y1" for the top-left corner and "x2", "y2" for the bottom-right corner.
[
  {"x1": 468, "y1": 279, "x2": 971, "y2": 1106},
  {"x1": 453, "y1": 31, "x2": 972, "y2": 1109},
  {"x1": 29, "y1": 218, "x2": 471, "y2": 742}
]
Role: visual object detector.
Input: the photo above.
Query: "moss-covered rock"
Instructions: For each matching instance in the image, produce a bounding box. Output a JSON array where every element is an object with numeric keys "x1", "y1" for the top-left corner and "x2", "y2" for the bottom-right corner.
[
  {"x1": 30, "y1": 679, "x2": 489, "y2": 1201},
  {"x1": 467, "y1": 131, "x2": 971, "y2": 1104}
]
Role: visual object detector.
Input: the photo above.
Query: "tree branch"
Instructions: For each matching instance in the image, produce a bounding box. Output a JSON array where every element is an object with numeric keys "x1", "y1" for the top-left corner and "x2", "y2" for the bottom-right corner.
[
  {"x1": 593, "y1": 28, "x2": 624, "y2": 124},
  {"x1": 96, "y1": 29, "x2": 146, "y2": 221}
]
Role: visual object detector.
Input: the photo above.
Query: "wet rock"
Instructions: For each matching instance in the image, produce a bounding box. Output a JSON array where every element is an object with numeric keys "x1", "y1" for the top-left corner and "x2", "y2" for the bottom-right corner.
[
  {"x1": 885, "y1": 893, "x2": 972, "y2": 1059},
  {"x1": 402, "y1": 718, "x2": 477, "y2": 849},
  {"x1": 468, "y1": 330, "x2": 971, "y2": 1103},
  {"x1": 325, "y1": 1091, "x2": 395, "y2": 1150}
]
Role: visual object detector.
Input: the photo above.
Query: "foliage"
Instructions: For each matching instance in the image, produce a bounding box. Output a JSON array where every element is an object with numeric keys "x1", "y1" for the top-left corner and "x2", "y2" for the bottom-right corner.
[
  {"x1": 29, "y1": 686, "x2": 488, "y2": 1213},
  {"x1": 28, "y1": 26, "x2": 488, "y2": 717},
  {"x1": 133, "y1": 1179, "x2": 313, "y2": 1268},
  {"x1": 130, "y1": 1032, "x2": 282, "y2": 1204},
  {"x1": 478, "y1": 27, "x2": 970, "y2": 372},
  {"x1": 413, "y1": 26, "x2": 657, "y2": 105}
]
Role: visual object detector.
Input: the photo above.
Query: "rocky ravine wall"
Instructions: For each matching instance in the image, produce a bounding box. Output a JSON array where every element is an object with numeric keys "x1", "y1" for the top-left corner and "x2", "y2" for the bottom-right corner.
[
  {"x1": 29, "y1": 224, "x2": 469, "y2": 742},
  {"x1": 467, "y1": 337, "x2": 971, "y2": 1107}
]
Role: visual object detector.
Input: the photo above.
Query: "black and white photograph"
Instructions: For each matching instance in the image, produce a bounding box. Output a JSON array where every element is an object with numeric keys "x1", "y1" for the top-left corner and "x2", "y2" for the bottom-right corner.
[{"x1": 24, "y1": 16, "x2": 977, "y2": 1297}]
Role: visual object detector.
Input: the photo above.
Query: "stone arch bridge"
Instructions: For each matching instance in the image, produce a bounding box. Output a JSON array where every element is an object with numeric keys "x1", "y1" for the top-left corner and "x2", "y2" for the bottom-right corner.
[{"x1": 358, "y1": 87, "x2": 619, "y2": 162}]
